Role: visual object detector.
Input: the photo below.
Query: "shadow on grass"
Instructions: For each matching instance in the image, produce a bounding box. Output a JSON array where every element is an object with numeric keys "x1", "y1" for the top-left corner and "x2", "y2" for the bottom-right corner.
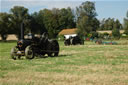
[
  {"x1": 37, "y1": 54, "x2": 71, "y2": 59},
  {"x1": 55, "y1": 54, "x2": 71, "y2": 57},
  {"x1": 12, "y1": 54, "x2": 71, "y2": 60}
]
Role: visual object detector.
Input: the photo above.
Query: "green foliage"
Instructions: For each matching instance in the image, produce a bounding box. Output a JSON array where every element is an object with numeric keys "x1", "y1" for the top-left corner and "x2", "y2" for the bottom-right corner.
[
  {"x1": 38, "y1": 8, "x2": 75, "y2": 38},
  {"x1": 103, "y1": 32, "x2": 109, "y2": 36},
  {"x1": 0, "y1": 6, "x2": 76, "y2": 39},
  {"x1": 29, "y1": 12, "x2": 46, "y2": 34},
  {"x1": 98, "y1": 33, "x2": 104, "y2": 39},
  {"x1": 10, "y1": 6, "x2": 30, "y2": 39},
  {"x1": 76, "y1": 1, "x2": 99, "y2": 36},
  {"x1": 112, "y1": 28, "x2": 120, "y2": 39},
  {"x1": 77, "y1": 16, "x2": 90, "y2": 35},
  {"x1": 76, "y1": 1, "x2": 97, "y2": 18},
  {"x1": 121, "y1": 34, "x2": 128, "y2": 38},
  {"x1": 39, "y1": 8, "x2": 60, "y2": 38},
  {"x1": 98, "y1": 32, "x2": 112, "y2": 40},
  {"x1": 112, "y1": 19, "x2": 121, "y2": 39},
  {"x1": 99, "y1": 18, "x2": 122, "y2": 30},
  {"x1": 100, "y1": 18, "x2": 114, "y2": 30},
  {"x1": 59, "y1": 7, "x2": 76, "y2": 29},
  {"x1": 124, "y1": 11, "x2": 128, "y2": 35},
  {"x1": 89, "y1": 31, "x2": 99, "y2": 39},
  {"x1": 0, "y1": 3, "x2": 125, "y2": 40},
  {"x1": 92, "y1": 31, "x2": 99, "y2": 38},
  {"x1": 0, "y1": 13, "x2": 11, "y2": 40},
  {"x1": 57, "y1": 35, "x2": 65, "y2": 41}
]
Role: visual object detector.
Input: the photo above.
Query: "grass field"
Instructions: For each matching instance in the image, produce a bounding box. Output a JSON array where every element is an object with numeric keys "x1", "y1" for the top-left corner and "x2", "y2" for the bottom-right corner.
[{"x1": 0, "y1": 40, "x2": 128, "y2": 85}]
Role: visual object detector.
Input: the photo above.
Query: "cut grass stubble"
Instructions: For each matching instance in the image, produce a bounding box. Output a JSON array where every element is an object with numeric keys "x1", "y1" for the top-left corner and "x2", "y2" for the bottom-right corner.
[{"x1": 0, "y1": 40, "x2": 128, "y2": 85}]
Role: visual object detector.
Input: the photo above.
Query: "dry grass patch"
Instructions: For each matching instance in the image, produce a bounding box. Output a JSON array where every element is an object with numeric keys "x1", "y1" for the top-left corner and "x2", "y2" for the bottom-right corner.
[{"x1": 1, "y1": 70, "x2": 128, "y2": 85}]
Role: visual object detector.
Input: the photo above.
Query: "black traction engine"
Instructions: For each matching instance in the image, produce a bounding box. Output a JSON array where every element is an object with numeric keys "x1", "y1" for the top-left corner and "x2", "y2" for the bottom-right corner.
[{"x1": 10, "y1": 23, "x2": 59, "y2": 60}]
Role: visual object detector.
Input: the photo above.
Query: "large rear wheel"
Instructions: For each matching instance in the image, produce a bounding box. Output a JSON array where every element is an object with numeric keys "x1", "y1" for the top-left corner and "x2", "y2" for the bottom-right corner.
[
  {"x1": 48, "y1": 52, "x2": 55, "y2": 57},
  {"x1": 25, "y1": 46, "x2": 35, "y2": 59},
  {"x1": 54, "y1": 41, "x2": 59, "y2": 56},
  {"x1": 48, "y1": 40, "x2": 59, "y2": 57}
]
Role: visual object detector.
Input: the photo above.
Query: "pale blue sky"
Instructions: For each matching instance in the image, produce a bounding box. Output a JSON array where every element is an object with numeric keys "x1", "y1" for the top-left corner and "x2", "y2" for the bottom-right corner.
[{"x1": 0, "y1": 0, "x2": 128, "y2": 23}]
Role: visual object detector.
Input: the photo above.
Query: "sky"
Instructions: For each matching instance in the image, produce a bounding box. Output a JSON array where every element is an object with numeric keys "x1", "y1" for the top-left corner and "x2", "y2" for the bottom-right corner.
[{"x1": 0, "y1": 0, "x2": 128, "y2": 23}]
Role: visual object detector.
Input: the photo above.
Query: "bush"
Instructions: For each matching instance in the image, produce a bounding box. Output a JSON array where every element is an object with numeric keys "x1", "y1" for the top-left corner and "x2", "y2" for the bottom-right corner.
[
  {"x1": 124, "y1": 29, "x2": 128, "y2": 35},
  {"x1": 57, "y1": 35, "x2": 65, "y2": 41},
  {"x1": 90, "y1": 31, "x2": 99, "y2": 39},
  {"x1": 121, "y1": 34, "x2": 128, "y2": 39},
  {"x1": 103, "y1": 32, "x2": 109, "y2": 36},
  {"x1": 103, "y1": 32, "x2": 111, "y2": 40},
  {"x1": 112, "y1": 28, "x2": 120, "y2": 39},
  {"x1": 87, "y1": 31, "x2": 99, "y2": 40},
  {"x1": 98, "y1": 33, "x2": 104, "y2": 39}
]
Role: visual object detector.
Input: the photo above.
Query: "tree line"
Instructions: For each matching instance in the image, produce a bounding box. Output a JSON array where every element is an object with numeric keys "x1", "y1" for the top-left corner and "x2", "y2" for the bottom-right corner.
[
  {"x1": 0, "y1": 6, "x2": 76, "y2": 40},
  {"x1": 0, "y1": 1, "x2": 128, "y2": 40}
]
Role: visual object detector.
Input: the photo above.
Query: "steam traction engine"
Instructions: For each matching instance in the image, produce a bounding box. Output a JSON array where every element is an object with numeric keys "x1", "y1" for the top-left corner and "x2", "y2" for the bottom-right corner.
[{"x1": 10, "y1": 23, "x2": 59, "y2": 60}]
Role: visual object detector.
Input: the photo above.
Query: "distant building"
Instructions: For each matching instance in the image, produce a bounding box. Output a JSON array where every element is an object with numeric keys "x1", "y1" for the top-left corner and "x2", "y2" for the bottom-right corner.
[{"x1": 59, "y1": 28, "x2": 77, "y2": 39}]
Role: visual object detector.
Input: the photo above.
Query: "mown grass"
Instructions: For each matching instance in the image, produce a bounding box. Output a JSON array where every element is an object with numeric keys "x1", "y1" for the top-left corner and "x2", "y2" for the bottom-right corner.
[{"x1": 0, "y1": 40, "x2": 128, "y2": 85}]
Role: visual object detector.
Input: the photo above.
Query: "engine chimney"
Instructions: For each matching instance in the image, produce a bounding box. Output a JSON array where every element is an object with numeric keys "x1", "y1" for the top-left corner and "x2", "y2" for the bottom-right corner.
[{"x1": 21, "y1": 22, "x2": 24, "y2": 40}]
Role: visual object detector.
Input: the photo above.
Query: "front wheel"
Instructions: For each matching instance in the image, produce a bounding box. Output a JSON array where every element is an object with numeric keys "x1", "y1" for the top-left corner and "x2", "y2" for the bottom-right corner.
[
  {"x1": 10, "y1": 46, "x2": 18, "y2": 60},
  {"x1": 25, "y1": 46, "x2": 35, "y2": 59}
]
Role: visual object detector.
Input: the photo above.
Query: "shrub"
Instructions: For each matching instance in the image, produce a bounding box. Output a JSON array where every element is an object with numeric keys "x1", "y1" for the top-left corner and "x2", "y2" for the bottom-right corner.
[
  {"x1": 121, "y1": 34, "x2": 128, "y2": 39},
  {"x1": 103, "y1": 32, "x2": 109, "y2": 36},
  {"x1": 112, "y1": 28, "x2": 120, "y2": 39},
  {"x1": 57, "y1": 35, "x2": 65, "y2": 41}
]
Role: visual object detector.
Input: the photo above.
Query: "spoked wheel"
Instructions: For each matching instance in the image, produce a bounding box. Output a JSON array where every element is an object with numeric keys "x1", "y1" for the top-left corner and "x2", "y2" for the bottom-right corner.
[
  {"x1": 48, "y1": 40, "x2": 59, "y2": 57},
  {"x1": 18, "y1": 55, "x2": 21, "y2": 59},
  {"x1": 25, "y1": 46, "x2": 35, "y2": 59},
  {"x1": 48, "y1": 50, "x2": 59, "y2": 57},
  {"x1": 48, "y1": 52, "x2": 55, "y2": 57},
  {"x1": 54, "y1": 44, "x2": 59, "y2": 56},
  {"x1": 10, "y1": 46, "x2": 18, "y2": 60},
  {"x1": 54, "y1": 51, "x2": 59, "y2": 56}
]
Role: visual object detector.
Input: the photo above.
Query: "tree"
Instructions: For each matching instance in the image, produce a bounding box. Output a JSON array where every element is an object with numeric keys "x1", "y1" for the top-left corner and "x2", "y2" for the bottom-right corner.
[
  {"x1": 39, "y1": 8, "x2": 60, "y2": 38},
  {"x1": 29, "y1": 12, "x2": 46, "y2": 34},
  {"x1": 77, "y1": 16, "x2": 90, "y2": 35},
  {"x1": 76, "y1": 1, "x2": 97, "y2": 18},
  {"x1": 99, "y1": 18, "x2": 105, "y2": 30},
  {"x1": 112, "y1": 19, "x2": 121, "y2": 39},
  {"x1": 112, "y1": 28, "x2": 120, "y2": 39},
  {"x1": 10, "y1": 6, "x2": 29, "y2": 39},
  {"x1": 0, "y1": 13, "x2": 11, "y2": 40},
  {"x1": 59, "y1": 7, "x2": 76, "y2": 29},
  {"x1": 39, "y1": 7, "x2": 76, "y2": 39},
  {"x1": 50, "y1": 8, "x2": 61, "y2": 38},
  {"x1": 108, "y1": 18, "x2": 115, "y2": 30},
  {"x1": 124, "y1": 11, "x2": 128, "y2": 35},
  {"x1": 99, "y1": 18, "x2": 122, "y2": 31},
  {"x1": 76, "y1": 1, "x2": 99, "y2": 37},
  {"x1": 99, "y1": 18, "x2": 115, "y2": 30}
]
